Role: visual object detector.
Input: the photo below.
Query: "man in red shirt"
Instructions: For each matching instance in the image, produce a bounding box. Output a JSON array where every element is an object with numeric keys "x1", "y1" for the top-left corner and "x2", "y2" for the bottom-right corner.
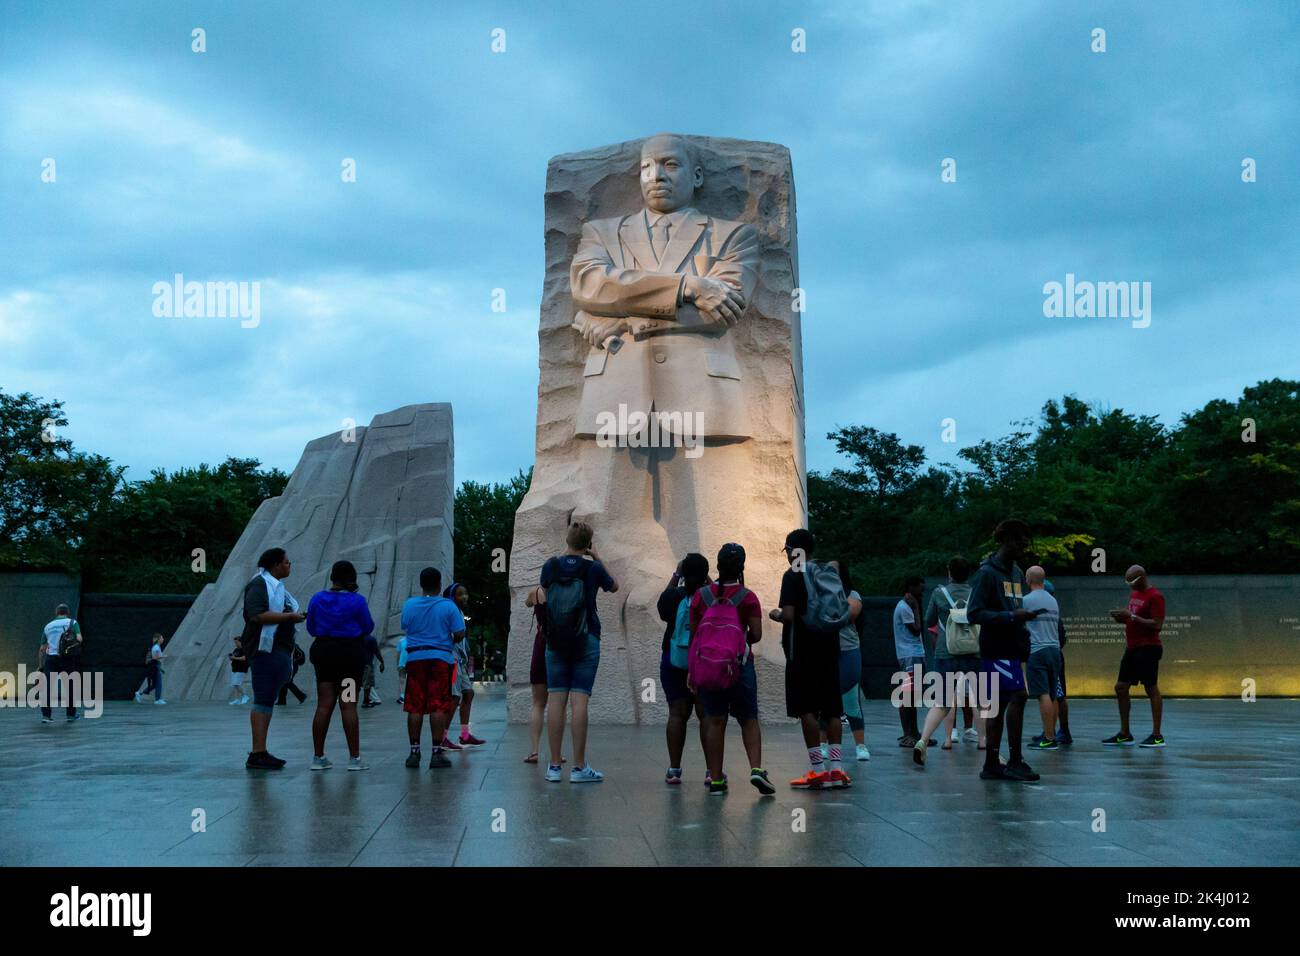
[{"x1": 1104, "y1": 565, "x2": 1166, "y2": 747}]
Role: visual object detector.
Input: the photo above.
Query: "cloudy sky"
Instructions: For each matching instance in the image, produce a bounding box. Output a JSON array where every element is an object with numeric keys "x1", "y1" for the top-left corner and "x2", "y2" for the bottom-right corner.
[{"x1": 3, "y1": 0, "x2": 1298, "y2": 487}]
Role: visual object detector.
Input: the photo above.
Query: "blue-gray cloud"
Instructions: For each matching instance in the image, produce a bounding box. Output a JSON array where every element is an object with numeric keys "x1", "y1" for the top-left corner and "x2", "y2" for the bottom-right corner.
[{"x1": 2, "y1": 0, "x2": 1297, "y2": 486}]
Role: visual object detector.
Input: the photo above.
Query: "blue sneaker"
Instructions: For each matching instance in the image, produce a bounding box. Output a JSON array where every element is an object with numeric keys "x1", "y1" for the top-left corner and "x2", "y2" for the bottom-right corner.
[
  {"x1": 1054, "y1": 731, "x2": 1073, "y2": 746},
  {"x1": 545, "y1": 764, "x2": 563, "y2": 782},
  {"x1": 570, "y1": 765, "x2": 604, "y2": 783},
  {"x1": 1029, "y1": 734, "x2": 1059, "y2": 751}
]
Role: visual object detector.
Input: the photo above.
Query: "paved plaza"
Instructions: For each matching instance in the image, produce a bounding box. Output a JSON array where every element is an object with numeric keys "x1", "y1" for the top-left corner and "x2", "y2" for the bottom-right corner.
[{"x1": 2, "y1": 687, "x2": 1297, "y2": 867}]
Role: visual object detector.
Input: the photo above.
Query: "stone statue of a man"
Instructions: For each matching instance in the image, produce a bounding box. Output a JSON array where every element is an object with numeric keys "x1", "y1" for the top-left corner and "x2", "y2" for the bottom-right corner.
[{"x1": 569, "y1": 133, "x2": 761, "y2": 441}]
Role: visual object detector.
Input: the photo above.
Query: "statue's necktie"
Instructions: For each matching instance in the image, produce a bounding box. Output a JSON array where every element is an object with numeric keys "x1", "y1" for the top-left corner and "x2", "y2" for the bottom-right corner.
[{"x1": 651, "y1": 220, "x2": 670, "y2": 262}]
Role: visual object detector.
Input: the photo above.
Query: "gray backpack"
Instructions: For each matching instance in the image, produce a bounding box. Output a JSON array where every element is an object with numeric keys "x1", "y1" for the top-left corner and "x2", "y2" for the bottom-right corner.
[{"x1": 801, "y1": 562, "x2": 851, "y2": 637}]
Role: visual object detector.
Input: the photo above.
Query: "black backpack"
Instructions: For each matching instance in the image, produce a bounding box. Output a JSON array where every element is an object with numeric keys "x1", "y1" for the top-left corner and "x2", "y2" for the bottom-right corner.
[
  {"x1": 544, "y1": 564, "x2": 589, "y2": 660},
  {"x1": 58, "y1": 620, "x2": 82, "y2": 658}
]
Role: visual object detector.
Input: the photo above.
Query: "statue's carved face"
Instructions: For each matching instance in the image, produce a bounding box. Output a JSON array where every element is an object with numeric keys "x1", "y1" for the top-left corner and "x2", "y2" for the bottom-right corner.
[{"x1": 640, "y1": 137, "x2": 702, "y2": 214}]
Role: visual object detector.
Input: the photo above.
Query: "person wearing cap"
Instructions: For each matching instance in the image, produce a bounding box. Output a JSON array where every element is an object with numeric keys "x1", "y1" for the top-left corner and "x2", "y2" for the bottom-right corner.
[
  {"x1": 690, "y1": 543, "x2": 774, "y2": 796},
  {"x1": 1105, "y1": 565, "x2": 1166, "y2": 748}
]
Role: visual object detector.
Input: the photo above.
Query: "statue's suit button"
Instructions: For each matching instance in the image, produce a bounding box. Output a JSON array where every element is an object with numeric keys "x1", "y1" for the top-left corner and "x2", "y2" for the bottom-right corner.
[{"x1": 654, "y1": 351, "x2": 667, "y2": 364}]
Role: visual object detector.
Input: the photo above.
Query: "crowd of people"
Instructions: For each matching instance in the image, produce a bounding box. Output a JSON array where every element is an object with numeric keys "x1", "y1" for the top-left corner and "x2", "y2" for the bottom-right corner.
[
  {"x1": 35, "y1": 517, "x2": 1166, "y2": 790},
  {"x1": 521, "y1": 517, "x2": 1168, "y2": 791}
]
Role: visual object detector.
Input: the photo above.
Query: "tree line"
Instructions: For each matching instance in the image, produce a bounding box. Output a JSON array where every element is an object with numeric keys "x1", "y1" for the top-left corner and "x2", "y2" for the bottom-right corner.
[{"x1": 4, "y1": 379, "x2": 1296, "y2": 655}]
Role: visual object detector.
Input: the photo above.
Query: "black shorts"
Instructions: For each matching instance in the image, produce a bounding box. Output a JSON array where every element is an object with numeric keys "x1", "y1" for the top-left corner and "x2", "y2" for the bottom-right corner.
[
  {"x1": 1118, "y1": 644, "x2": 1162, "y2": 688},
  {"x1": 309, "y1": 636, "x2": 367, "y2": 687},
  {"x1": 785, "y1": 632, "x2": 843, "y2": 720}
]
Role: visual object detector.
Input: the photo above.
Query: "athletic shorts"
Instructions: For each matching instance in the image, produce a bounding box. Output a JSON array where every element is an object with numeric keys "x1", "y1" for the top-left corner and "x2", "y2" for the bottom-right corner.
[
  {"x1": 1026, "y1": 646, "x2": 1064, "y2": 699},
  {"x1": 309, "y1": 636, "x2": 366, "y2": 687},
  {"x1": 403, "y1": 659, "x2": 457, "y2": 716},
  {"x1": 981, "y1": 658, "x2": 1026, "y2": 701},
  {"x1": 454, "y1": 657, "x2": 474, "y2": 696},
  {"x1": 699, "y1": 656, "x2": 758, "y2": 721},
  {"x1": 1057, "y1": 656, "x2": 1068, "y2": 698},
  {"x1": 785, "y1": 633, "x2": 843, "y2": 720},
  {"x1": 230, "y1": 672, "x2": 245, "y2": 687},
  {"x1": 250, "y1": 650, "x2": 293, "y2": 715},
  {"x1": 546, "y1": 633, "x2": 600, "y2": 695},
  {"x1": 659, "y1": 653, "x2": 693, "y2": 704},
  {"x1": 1118, "y1": 644, "x2": 1162, "y2": 688}
]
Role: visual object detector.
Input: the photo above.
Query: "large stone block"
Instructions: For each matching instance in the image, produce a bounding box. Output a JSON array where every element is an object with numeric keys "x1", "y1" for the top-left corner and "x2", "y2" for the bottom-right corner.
[
  {"x1": 507, "y1": 135, "x2": 805, "y2": 724},
  {"x1": 163, "y1": 403, "x2": 454, "y2": 700}
]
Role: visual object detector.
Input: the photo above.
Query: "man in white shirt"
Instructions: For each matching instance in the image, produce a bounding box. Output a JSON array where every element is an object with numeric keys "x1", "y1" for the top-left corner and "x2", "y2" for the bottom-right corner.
[{"x1": 40, "y1": 604, "x2": 82, "y2": 723}]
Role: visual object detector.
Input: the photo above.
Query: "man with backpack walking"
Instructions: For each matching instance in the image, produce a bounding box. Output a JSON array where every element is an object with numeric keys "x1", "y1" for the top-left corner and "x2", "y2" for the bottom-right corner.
[
  {"x1": 915, "y1": 557, "x2": 983, "y2": 765},
  {"x1": 965, "y1": 519, "x2": 1046, "y2": 782},
  {"x1": 657, "y1": 552, "x2": 710, "y2": 785},
  {"x1": 771, "y1": 529, "x2": 851, "y2": 790},
  {"x1": 540, "y1": 521, "x2": 618, "y2": 783},
  {"x1": 40, "y1": 604, "x2": 82, "y2": 723},
  {"x1": 689, "y1": 543, "x2": 775, "y2": 796}
]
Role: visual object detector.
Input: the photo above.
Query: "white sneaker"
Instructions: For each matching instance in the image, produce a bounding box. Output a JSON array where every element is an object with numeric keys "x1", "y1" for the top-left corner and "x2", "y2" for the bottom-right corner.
[
  {"x1": 819, "y1": 744, "x2": 829, "y2": 759},
  {"x1": 347, "y1": 756, "x2": 369, "y2": 771},
  {"x1": 545, "y1": 764, "x2": 563, "y2": 782},
  {"x1": 311, "y1": 755, "x2": 333, "y2": 771},
  {"x1": 228, "y1": 697, "x2": 240, "y2": 705},
  {"x1": 856, "y1": 743, "x2": 871, "y2": 761},
  {"x1": 951, "y1": 728, "x2": 960, "y2": 743},
  {"x1": 154, "y1": 699, "x2": 167, "y2": 705},
  {"x1": 239, "y1": 695, "x2": 250, "y2": 705},
  {"x1": 133, "y1": 692, "x2": 142, "y2": 703},
  {"x1": 570, "y1": 765, "x2": 604, "y2": 783},
  {"x1": 964, "y1": 728, "x2": 979, "y2": 742}
]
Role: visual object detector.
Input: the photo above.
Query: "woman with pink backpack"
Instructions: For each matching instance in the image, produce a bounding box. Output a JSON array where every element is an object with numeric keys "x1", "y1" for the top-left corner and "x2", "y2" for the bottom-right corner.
[{"x1": 688, "y1": 543, "x2": 775, "y2": 797}]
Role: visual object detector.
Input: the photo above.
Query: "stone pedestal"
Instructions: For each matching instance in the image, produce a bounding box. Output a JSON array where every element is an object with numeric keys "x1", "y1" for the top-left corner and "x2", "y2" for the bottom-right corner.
[
  {"x1": 164, "y1": 403, "x2": 454, "y2": 700},
  {"x1": 506, "y1": 136, "x2": 805, "y2": 724}
]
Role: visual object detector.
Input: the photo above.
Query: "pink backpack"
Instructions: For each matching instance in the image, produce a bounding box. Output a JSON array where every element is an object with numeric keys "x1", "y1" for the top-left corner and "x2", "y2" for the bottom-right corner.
[{"x1": 688, "y1": 584, "x2": 751, "y2": 692}]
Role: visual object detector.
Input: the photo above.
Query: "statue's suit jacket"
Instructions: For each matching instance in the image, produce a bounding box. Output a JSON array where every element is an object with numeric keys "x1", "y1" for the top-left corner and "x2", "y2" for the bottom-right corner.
[{"x1": 569, "y1": 206, "x2": 760, "y2": 440}]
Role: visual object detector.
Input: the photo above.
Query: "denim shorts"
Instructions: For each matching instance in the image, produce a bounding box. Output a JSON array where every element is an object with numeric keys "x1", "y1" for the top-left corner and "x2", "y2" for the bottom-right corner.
[
  {"x1": 250, "y1": 649, "x2": 293, "y2": 714},
  {"x1": 698, "y1": 656, "x2": 758, "y2": 721},
  {"x1": 546, "y1": 633, "x2": 600, "y2": 696}
]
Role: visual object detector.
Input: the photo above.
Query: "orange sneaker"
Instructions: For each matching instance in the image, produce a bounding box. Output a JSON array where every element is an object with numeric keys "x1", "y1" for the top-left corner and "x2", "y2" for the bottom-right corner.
[
  {"x1": 827, "y1": 769, "x2": 852, "y2": 788},
  {"x1": 790, "y1": 769, "x2": 830, "y2": 789}
]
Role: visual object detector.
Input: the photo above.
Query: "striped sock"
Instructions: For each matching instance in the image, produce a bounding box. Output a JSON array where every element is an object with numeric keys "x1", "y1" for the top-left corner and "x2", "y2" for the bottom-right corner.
[
  {"x1": 828, "y1": 746, "x2": 842, "y2": 772},
  {"x1": 807, "y1": 747, "x2": 824, "y2": 773}
]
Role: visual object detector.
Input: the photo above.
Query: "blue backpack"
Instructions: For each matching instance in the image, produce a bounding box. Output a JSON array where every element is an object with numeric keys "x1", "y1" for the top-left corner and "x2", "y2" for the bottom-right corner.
[{"x1": 669, "y1": 595, "x2": 691, "y2": 670}]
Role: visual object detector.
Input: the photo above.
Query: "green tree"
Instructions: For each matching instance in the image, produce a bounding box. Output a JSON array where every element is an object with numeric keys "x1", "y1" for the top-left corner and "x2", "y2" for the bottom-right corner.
[
  {"x1": 0, "y1": 388, "x2": 122, "y2": 571},
  {"x1": 80, "y1": 458, "x2": 289, "y2": 592},
  {"x1": 453, "y1": 469, "x2": 531, "y2": 655}
]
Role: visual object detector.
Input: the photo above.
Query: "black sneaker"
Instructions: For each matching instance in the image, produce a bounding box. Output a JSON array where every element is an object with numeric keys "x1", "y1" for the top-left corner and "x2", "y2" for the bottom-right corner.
[
  {"x1": 1139, "y1": 733, "x2": 1166, "y2": 748},
  {"x1": 980, "y1": 764, "x2": 1008, "y2": 780},
  {"x1": 1004, "y1": 760, "x2": 1040, "y2": 782},
  {"x1": 708, "y1": 779, "x2": 729, "y2": 796},
  {"x1": 246, "y1": 751, "x2": 284, "y2": 770},
  {"x1": 405, "y1": 750, "x2": 421, "y2": 768},
  {"x1": 265, "y1": 752, "x2": 287, "y2": 767},
  {"x1": 749, "y1": 768, "x2": 776, "y2": 795},
  {"x1": 429, "y1": 751, "x2": 452, "y2": 769},
  {"x1": 1102, "y1": 732, "x2": 1136, "y2": 746}
]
